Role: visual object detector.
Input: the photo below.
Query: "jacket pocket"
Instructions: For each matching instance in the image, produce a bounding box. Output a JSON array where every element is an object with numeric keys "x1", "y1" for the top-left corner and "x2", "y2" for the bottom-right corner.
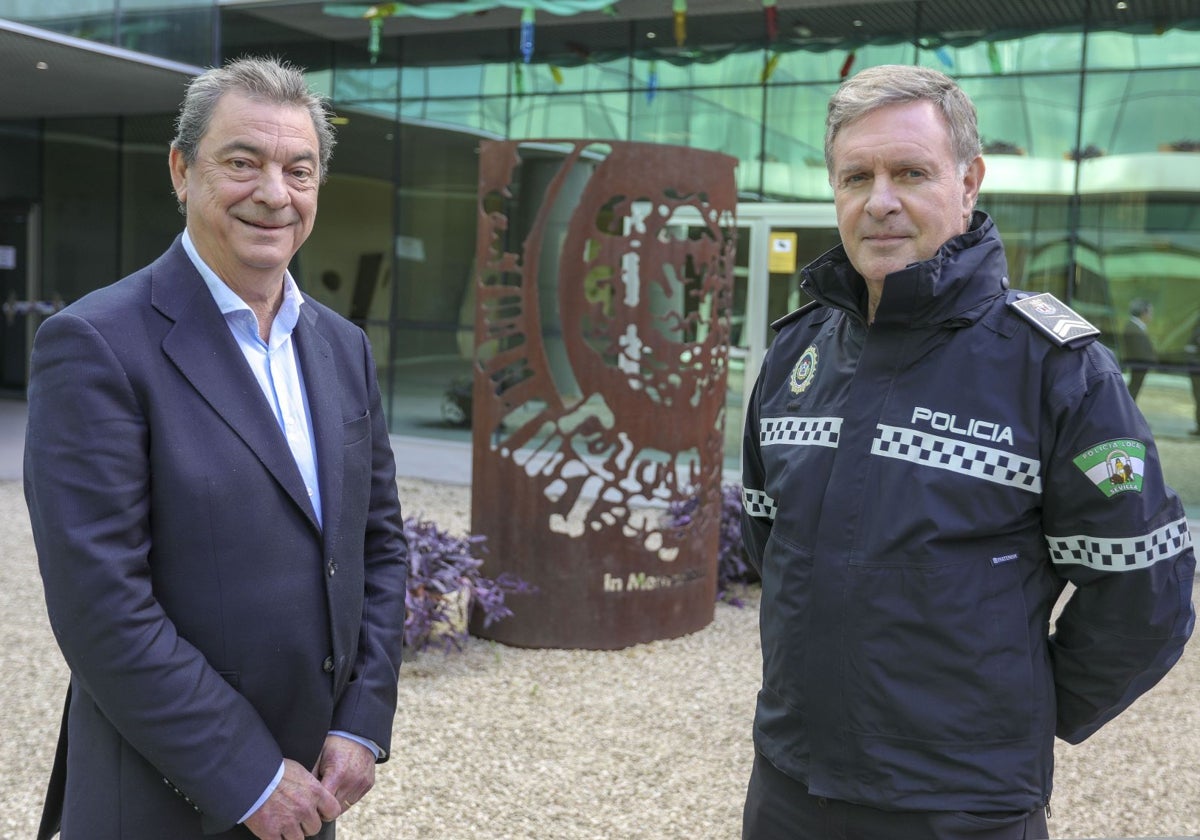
[
  {"x1": 845, "y1": 553, "x2": 1037, "y2": 743},
  {"x1": 343, "y1": 411, "x2": 371, "y2": 446}
]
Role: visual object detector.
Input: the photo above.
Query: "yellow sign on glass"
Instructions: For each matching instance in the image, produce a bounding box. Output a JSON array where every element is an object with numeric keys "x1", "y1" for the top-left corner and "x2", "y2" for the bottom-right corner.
[{"x1": 768, "y1": 231, "x2": 797, "y2": 274}]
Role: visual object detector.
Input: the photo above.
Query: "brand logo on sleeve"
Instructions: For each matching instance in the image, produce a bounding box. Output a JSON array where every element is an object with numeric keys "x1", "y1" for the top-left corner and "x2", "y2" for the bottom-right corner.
[
  {"x1": 789, "y1": 345, "x2": 819, "y2": 395},
  {"x1": 1073, "y1": 439, "x2": 1146, "y2": 497}
]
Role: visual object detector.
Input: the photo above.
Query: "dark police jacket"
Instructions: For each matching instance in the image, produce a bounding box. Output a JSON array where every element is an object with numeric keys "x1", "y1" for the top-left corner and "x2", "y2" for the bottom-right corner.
[{"x1": 741, "y1": 212, "x2": 1195, "y2": 813}]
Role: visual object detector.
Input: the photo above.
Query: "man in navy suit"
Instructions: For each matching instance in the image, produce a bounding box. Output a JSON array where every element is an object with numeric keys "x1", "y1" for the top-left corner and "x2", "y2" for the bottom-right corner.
[{"x1": 24, "y1": 56, "x2": 409, "y2": 839}]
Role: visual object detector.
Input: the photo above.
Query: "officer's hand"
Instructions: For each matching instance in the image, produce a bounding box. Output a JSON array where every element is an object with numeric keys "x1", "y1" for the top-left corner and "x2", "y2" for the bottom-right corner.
[{"x1": 244, "y1": 758, "x2": 341, "y2": 839}]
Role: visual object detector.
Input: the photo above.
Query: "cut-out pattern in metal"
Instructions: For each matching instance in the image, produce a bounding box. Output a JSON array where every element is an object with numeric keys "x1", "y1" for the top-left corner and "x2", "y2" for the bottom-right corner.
[{"x1": 471, "y1": 139, "x2": 737, "y2": 649}]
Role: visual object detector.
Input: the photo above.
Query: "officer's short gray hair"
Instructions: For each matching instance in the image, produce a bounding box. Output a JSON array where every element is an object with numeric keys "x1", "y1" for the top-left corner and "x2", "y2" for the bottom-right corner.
[
  {"x1": 172, "y1": 56, "x2": 336, "y2": 182},
  {"x1": 824, "y1": 64, "x2": 981, "y2": 177}
]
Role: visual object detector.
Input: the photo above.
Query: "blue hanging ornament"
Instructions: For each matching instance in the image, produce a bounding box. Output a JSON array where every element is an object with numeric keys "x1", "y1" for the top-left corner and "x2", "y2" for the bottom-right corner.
[
  {"x1": 934, "y1": 46, "x2": 953, "y2": 68},
  {"x1": 647, "y1": 60, "x2": 659, "y2": 103},
  {"x1": 520, "y1": 7, "x2": 535, "y2": 64}
]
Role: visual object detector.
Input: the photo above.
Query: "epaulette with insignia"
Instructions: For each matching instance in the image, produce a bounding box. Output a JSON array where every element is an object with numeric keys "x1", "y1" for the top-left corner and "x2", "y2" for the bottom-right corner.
[
  {"x1": 771, "y1": 300, "x2": 822, "y2": 333},
  {"x1": 1008, "y1": 292, "x2": 1099, "y2": 348}
]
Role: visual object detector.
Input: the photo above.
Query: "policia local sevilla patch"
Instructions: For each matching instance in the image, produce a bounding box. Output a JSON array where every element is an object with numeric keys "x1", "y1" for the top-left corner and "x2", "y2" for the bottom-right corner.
[{"x1": 1073, "y1": 439, "x2": 1147, "y2": 498}]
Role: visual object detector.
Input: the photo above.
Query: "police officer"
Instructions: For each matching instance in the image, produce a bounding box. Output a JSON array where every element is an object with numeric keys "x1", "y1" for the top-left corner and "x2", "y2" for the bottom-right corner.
[{"x1": 740, "y1": 65, "x2": 1195, "y2": 840}]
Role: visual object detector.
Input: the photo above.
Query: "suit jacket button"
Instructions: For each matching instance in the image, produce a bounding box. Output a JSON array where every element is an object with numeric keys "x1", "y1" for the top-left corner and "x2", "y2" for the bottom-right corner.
[
  {"x1": 322, "y1": 656, "x2": 334, "y2": 673},
  {"x1": 327, "y1": 561, "x2": 336, "y2": 576}
]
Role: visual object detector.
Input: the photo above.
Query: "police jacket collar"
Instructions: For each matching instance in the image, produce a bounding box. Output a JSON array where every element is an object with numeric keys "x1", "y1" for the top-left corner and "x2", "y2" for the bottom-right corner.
[{"x1": 798, "y1": 210, "x2": 1007, "y2": 331}]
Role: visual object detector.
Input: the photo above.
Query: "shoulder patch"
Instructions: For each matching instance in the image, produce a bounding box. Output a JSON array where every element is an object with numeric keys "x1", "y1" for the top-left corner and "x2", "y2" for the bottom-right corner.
[
  {"x1": 771, "y1": 300, "x2": 822, "y2": 333},
  {"x1": 1008, "y1": 292, "x2": 1099, "y2": 348}
]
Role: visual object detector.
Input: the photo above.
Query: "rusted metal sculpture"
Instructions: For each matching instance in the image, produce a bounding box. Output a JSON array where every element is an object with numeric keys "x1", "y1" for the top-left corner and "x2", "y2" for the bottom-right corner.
[{"x1": 471, "y1": 139, "x2": 737, "y2": 649}]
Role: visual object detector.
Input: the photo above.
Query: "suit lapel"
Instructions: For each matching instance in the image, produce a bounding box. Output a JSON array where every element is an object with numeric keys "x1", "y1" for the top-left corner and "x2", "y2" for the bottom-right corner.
[
  {"x1": 294, "y1": 302, "x2": 344, "y2": 547},
  {"x1": 153, "y1": 240, "x2": 321, "y2": 533}
]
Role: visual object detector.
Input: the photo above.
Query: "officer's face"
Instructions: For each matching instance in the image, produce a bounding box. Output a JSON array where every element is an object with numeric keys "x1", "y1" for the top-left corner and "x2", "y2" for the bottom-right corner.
[{"x1": 829, "y1": 100, "x2": 984, "y2": 288}]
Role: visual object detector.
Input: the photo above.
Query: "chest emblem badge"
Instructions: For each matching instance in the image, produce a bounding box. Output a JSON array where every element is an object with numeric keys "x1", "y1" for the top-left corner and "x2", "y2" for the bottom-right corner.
[
  {"x1": 789, "y1": 345, "x2": 819, "y2": 395},
  {"x1": 1073, "y1": 439, "x2": 1147, "y2": 498}
]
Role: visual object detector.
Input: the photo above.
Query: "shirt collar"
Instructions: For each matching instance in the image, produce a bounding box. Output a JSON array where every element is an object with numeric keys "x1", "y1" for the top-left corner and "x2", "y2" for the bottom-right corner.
[{"x1": 181, "y1": 229, "x2": 304, "y2": 338}]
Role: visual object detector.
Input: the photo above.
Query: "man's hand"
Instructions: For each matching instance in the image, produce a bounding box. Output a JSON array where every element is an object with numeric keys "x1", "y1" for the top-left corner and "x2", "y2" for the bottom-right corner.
[
  {"x1": 314, "y1": 734, "x2": 376, "y2": 815},
  {"x1": 244, "y1": 759, "x2": 341, "y2": 840}
]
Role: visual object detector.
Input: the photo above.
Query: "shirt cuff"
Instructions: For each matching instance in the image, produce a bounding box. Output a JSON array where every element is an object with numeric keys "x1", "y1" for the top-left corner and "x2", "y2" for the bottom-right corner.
[
  {"x1": 329, "y1": 730, "x2": 385, "y2": 760},
  {"x1": 239, "y1": 761, "x2": 285, "y2": 824}
]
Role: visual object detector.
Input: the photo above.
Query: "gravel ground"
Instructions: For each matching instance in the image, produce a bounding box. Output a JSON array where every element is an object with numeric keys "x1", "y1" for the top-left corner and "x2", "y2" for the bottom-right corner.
[{"x1": 1, "y1": 477, "x2": 1196, "y2": 839}]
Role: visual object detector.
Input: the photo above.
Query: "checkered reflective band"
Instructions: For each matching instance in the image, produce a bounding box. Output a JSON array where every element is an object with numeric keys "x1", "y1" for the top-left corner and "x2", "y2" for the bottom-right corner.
[
  {"x1": 871, "y1": 424, "x2": 1043, "y2": 494},
  {"x1": 743, "y1": 487, "x2": 778, "y2": 521},
  {"x1": 759, "y1": 416, "x2": 842, "y2": 448},
  {"x1": 1046, "y1": 516, "x2": 1193, "y2": 571}
]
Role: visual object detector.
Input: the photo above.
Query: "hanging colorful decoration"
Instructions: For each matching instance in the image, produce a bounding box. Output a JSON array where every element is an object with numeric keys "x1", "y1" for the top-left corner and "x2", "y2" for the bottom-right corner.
[
  {"x1": 366, "y1": 15, "x2": 384, "y2": 63},
  {"x1": 673, "y1": 0, "x2": 688, "y2": 47},
  {"x1": 763, "y1": 0, "x2": 779, "y2": 43},
  {"x1": 514, "y1": 62, "x2": 525, "y2": 95},
  {"x1": 322, "y1": 1, "x2": 616, "y2": 63},
  {"x1": 934, "y1": 46, "x2": 953, "y2": 68},
  {"x1": 987, "y1": 41, "x2": 1003, "y2": 74},
  {"x1": 839, "y1": 50, "x2": 856, "y2": 79},
  {"x1": 520, "y1": 6, "x2": 536, "y2": 63},
  {"x1": 549, "y1": 64, "x2": 564, "y2": 84},
  {"x1": 647, "y1": 60, "x2": 659, "y2": 102},
  {"x1": 761, "y1": 51, "x2": 782, "y2": 83}
]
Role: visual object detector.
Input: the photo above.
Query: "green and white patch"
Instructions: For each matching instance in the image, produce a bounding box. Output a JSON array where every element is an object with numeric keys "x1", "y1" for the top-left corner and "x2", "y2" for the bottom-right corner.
[{"x1": 1073, "y1": 438, "x2": 1146, "y2": 497}]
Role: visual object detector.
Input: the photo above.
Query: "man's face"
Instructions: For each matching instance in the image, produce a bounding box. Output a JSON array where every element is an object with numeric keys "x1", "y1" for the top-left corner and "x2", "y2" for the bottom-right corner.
[
  {"x1": 169, "y1": 91, "x2": 320, "y2": 286},
  {"x1": 829, "y1": 99, "x2": 984, "y2": 287}
]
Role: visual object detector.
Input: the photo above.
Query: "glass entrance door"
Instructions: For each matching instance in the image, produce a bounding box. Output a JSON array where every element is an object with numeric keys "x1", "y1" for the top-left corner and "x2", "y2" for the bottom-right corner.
[{"x1": 723, "y1": 202, "x2": 839, "y2": 470}]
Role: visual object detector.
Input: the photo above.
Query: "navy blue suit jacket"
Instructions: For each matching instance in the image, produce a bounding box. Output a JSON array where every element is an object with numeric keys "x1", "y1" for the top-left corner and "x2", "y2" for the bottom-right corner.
[{"x1": 24, "y1": 237, "x2": 408, "y2": 838}]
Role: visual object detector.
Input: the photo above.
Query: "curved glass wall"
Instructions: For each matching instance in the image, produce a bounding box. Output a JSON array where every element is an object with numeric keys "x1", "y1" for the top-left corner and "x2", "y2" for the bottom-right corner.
[
  {"x1": 2, "y1": 2, "x2": 1197, "y2": 507},
  {"x1": 290, "y1": 15, "x2": 1200, "y2": 507}
]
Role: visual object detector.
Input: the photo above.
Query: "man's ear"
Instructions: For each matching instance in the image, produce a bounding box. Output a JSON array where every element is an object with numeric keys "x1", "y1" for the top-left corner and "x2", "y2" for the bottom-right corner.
[
  {"x1": 962, "y1": 155, "x2": 985, "y2": 219},
  {"x1": 168, "y1": 146, "x2": 188, "y2": 206}
]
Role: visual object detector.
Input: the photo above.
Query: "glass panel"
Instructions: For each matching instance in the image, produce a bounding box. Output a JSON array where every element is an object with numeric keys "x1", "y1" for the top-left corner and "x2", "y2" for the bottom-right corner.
[
  {"x1": 966, "y1": 71, "x2": 1082, "y2": 164},
  {"x1": 1080, "y1": 67, "x2": 1200, "y2": 156},
  {"x1": 298, "y1": 107, "x2": 398, "y2": 430},
  {"x1": 404, "y1": 64, "x2": 507, "y2": 100},
  {"x1": 117, "y1": 5, "x2": 216, "y2": 66},
  {"x1": 508, "y1": 92, "x2": 627, "y2": 140},
  {"x1": 120, "y1": 114, "x2": 180, "y2": 276},
  {"x1": 2, "y1": 0, "x2": 215, "y2": 65},
  {"x1": 631, "y1": 82, "x2": 759, "y2": 149},
  {"x1": 397, "y1": 97, "x2": 510, "y2": 140},
  {"x1": 42, "y1": 119, "x2": 120, "y2": 304},
  {"x1": 762, "y1": 82, "x2": 837, "y2": 200},
  {"x1": 1086, "y1": 28, "x2": 1200, "y2": 71},
  {"x1": 1078, "y1": 196, "x2": 1200, "y2": 504},
  {"x1": 386, "y1": 119, "x2": 482, "y2": 439},
  {"x1": 0, "y1": 121, "x2": 40, "y2": 201}
]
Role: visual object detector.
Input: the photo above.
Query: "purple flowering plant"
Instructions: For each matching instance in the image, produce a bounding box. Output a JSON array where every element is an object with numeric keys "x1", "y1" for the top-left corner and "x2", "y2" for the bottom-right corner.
[
  {"x1": 403, "y1": 515, "x2": 534, "y2": 653},
  {"x1": 666, "y1": 482, "x2": 758, "y2": 606}
]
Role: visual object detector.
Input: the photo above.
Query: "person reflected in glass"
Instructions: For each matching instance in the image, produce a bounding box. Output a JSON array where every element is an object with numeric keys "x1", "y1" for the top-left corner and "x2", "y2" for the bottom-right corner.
[
  {"x1": 1187, "y1": 317, "x2": 1200, "y2": 435},
  {"x1": 1119, "y1": 298, "x2": 1157, "y2": 399}
]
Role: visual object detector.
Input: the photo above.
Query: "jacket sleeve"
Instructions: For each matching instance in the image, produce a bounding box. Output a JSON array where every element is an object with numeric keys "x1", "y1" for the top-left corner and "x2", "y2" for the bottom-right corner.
[
  {"x1": 328, "y1": 330, "x2": 408, "y2": 758},
  {"x1": 1040, "y1": 343, "x2": 1195, "y2": 744},
  {"x1": 23, "y1": 312, "x2": 284, "y2": 830},
  {"x1": 741, "y1": 361, "x2": 774, "y2": 576}
]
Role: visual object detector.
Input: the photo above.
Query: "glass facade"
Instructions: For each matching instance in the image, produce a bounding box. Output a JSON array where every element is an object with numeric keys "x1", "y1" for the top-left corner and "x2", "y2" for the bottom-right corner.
[{"x1": 1, "y1": 0, "x2": 1198, "y2": 508}]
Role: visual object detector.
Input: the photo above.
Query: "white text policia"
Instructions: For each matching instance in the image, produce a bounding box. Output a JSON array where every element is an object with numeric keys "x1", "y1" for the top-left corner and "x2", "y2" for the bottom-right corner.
[{"x1": 911, "y1": 406, "x2": 1015, "y2": 445}]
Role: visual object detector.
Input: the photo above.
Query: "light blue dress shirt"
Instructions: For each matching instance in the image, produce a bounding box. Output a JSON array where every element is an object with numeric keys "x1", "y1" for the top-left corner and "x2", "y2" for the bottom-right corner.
[{"x1": 181, "y1": 232, "x2": 380, "y2": 823}]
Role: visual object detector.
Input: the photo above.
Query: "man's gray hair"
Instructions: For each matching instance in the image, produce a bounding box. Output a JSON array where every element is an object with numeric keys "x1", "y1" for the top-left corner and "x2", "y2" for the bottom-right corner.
[
  {"x1": 172, "y1": 56, "x2": 336, "y2": 182},
  {"x1": 825, "y1": 64, "x2": 981, "y2": 175}
]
